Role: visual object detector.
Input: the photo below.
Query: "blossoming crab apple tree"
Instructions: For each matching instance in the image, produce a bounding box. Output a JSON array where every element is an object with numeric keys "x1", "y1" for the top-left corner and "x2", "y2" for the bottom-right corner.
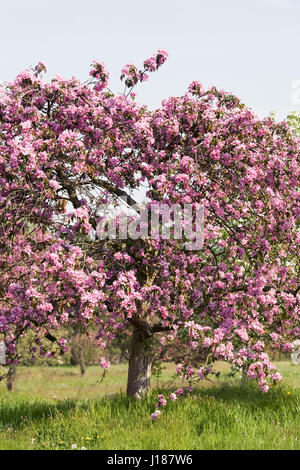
[{"x1": 0, "y1": 51, "x2": 299, "y2": 400}]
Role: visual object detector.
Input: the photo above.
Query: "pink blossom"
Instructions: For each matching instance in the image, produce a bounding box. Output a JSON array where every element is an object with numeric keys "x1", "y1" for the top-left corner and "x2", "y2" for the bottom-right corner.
[
  {"x1": 151, "y1": 410, "x2": 161, "y2": 420},
  {"x1": 99, "y1": 357, "x2": 110, "y2": 369}
]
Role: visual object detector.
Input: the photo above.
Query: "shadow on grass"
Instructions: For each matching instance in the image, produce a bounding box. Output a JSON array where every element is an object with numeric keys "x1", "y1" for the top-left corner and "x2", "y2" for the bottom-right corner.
[
  {"x1": 156, "y1": 380, "x2": 299, "y2": 412},
  {"x1": 199, "y1": 381, "x2": 297, "y2": 402},
  {"x1": 0, "y1": 399, "x2": 78, "y2": 428},
  {"x1": 0, "y1": 393, "x2": 153, "y2": 429},
  {"x1": 0, "y1": 382, "x2": 298, "y2": 430}
]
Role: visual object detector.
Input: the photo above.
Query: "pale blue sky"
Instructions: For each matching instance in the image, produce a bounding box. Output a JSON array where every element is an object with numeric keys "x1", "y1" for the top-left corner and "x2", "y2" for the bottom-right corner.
[{"x1": 1, "y1": 0, "x2": 299, "y2": 119}]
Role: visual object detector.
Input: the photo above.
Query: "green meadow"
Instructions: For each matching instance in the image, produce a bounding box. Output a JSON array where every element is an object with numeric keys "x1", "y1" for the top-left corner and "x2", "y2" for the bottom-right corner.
[{"x1": 0, "y1": 361, "x2": 299, "y2": 450}]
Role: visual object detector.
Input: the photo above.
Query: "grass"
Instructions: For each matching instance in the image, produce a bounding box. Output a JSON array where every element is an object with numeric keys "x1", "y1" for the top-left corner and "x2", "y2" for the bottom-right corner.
[{"x1": 0, "y1": 361, "x2": 299, "y2": 450}]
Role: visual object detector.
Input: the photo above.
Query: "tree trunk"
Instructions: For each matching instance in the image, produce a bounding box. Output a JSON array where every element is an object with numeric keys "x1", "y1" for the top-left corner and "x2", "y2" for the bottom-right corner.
[
  {"x1": 6, "y1": 364, "x2": 16, "y2": 391},
  {"x1": 241, "y1": 366, "x2": 249, "y2": 386},
  {"x1": 126, "y1": 328, "x2": 153, "y2": 399},
  {"x1": 79, "y1": 345, "x2": 85, "y2": 376}
]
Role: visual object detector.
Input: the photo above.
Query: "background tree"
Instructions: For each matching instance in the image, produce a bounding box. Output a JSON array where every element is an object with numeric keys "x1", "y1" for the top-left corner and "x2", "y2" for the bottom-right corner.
[{"x1": 287, "y1": 111, "x2": 300, "y2": 137}]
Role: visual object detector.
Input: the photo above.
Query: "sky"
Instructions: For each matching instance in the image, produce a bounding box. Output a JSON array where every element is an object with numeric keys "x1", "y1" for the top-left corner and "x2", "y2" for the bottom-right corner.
[{"x1": 1, "y1": 0, "x2": 299, "y2": 120}]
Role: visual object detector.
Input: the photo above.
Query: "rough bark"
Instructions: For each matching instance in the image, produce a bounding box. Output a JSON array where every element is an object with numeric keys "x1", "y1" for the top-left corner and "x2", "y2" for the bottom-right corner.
[{"x1": 126, "y1": 327, "x2": 153, "y2": 399}]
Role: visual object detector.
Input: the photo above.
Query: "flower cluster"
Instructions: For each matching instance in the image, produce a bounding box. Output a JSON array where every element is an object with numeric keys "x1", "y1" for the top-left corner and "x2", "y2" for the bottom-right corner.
[
  {"x1": 90, "y1": 60, "x2": 109, "y2": 92},
  {"x1": 121, "y1": 50, "x2": 168, "y2": 90},
  {"x1": 144, "y1": 50, "x2": 168, "y2": 72}
]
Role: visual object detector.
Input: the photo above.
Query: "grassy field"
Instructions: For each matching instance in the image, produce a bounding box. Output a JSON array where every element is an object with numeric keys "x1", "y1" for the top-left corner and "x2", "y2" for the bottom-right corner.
[{"x1": 0, "y1": 361, "x2": 299, "y2": 450}]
